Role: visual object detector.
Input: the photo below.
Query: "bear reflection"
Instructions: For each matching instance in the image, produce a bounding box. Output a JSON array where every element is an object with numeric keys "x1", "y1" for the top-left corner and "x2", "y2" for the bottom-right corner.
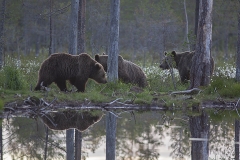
[{"x1": 41, "y1": 111, "x2": 103, "y2": 131}]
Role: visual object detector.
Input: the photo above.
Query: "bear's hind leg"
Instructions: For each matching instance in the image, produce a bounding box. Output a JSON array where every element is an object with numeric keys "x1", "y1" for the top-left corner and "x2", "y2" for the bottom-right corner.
[{"x1": 55, "y1": 80, "x2": 67, "y2": 91}]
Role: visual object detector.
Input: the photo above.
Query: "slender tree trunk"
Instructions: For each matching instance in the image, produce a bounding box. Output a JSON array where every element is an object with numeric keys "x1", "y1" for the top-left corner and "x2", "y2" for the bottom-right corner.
[
  {"x1": 0, "y1": 120, "x2": 3, "y2": 160},
  {"x1": 235, "y1": 120, "x2": 239, "y2": 160},
  {"x1": 183, "y1": 0, "x2": 190, "y2": 51},
  {"x1": 77, "y1": 0, "x2": 86, "y2": 54},
  {"x1": 236, "y1": 0, "x2": 240, "y2": 81},
  {"x1": 49, "y1": 0, "x2": 53, "y2": 55},
  {"x1": 0, "y1": 0, "x2": 5, "y2": 69},
  {"x1": 106, "y1": 112, "x2": 117, "y2": 160},
  {"x1": 66, "y1": 129, "x2": 74, "y2": 160},
  {"x1": 107, "y1": 0, "x2": 120, "y2": 82},
  {"x1": 189, "y1": 109, "x2": 209, "y2": 160},
  {"x1": 69, "y1": 0, "x2": 79, "y2": 55},
  {"x1": 190, "y1": 0, "x2": 213, "y2": 88},
  {"x1": 192, "y1": 0, "x2": 199, "y2": 51},
  {"x1": 75, "y1": 1, "x2": 85, "y2": 158},
  {"x1": 75, "y1": 130, "x2": 82, "y2": 160},
  {"x1": 44, "y1": 127, "x2": 49, "y2": 160},
  {"x1": 194, "y1": 0, "x2": 199, "y2": 36}
]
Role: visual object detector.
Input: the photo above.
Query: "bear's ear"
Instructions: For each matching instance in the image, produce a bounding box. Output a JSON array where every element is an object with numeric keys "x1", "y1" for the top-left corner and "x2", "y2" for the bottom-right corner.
[
  {"x1": 95, "y1": 63, "x2": 101, "y2": 70},
  {"x1": 172, "y1": 51, "x2": 177, "y2": 57},
  {"x1": 164, "y1": 51, "x2": 168, "y2": 55},
  {"x1": 118, "y1": 55, "x2": 124, "y2": 61},
  {"x1": 95, "y1": 54, "x2": 100, "y2": 61}
]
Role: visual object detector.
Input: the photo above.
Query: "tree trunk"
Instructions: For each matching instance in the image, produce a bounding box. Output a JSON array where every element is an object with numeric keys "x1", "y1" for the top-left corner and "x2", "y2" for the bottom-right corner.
[
  {"x1": 235, "y1": 120, "x2": 239, "y2": 160},
  {"x1": 66, "y1": 129, "x2": 74, "y2": 160},
  {"x1": 183, "y1": 0, "x2": 190, "y2": 51},
  {"x1": 191, "y1": 0, "x2": 199, "y2": 51},
  {"x1": 189, "y1": 109, "x2": 209, "y2": 160},
  {"x1": 106, "y1": 112, "x2": 117, "y2": 160},
  {"x1": 0, "y1": 0, "x2": 5, "y2": 69},
  {"x1": 77, "y1": 0, "x2": 86, "y2": 54},
  {"x1": 236, "y1": 0, "x2": 240, "y2": 81},
  {"x1": 44, "y1": 127, "x2": 49, "y2": 160},
  {"x1": 107, "y1": 0, "x2": 120, "y2": 82},
  {"x1": 0, "y1": 120, "x2": 2, "y2": 160},
  {"x1": 69, "y1": 0, "x2": 79, "y2": 55},
  {"x1": 194, "y1": 0, "x2": 199, "y2": 36},
  {"x1": 49, "y1": 0, "x2": 53, "y2": 55},
  {"x1": 190, "y1": 0, "x2": 213, "y2": 88},
  {"x1": 75, "y1": 130, "x2": 82, "y2": 160}
]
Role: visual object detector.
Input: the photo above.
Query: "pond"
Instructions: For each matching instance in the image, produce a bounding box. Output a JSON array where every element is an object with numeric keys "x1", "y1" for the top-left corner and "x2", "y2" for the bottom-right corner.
[{"x1": 0, "y1": 105, "x2": 239, "y2": 160}]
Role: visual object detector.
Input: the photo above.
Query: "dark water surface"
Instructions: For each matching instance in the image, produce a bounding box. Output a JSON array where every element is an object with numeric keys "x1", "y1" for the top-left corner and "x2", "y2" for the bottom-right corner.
[{"x1": 0, "y1": 108, "x2": 238, "y2": 160}]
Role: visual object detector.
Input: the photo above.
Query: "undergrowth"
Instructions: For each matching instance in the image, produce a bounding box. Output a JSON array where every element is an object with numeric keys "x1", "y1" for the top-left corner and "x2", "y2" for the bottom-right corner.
[{"x1": 0, "y1": 53, "x2": 239, "y2": 106}]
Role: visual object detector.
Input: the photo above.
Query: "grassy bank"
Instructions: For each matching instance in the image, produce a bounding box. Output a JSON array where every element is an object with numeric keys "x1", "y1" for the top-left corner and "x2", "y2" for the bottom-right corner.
[{"x1": 0, "y1": 53, "x2": 240, "y2": 108}]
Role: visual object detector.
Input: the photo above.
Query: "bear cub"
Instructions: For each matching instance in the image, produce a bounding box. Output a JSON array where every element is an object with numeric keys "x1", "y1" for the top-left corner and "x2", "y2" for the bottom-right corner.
[
  {"x1": 95, "y1": 54, "x2": 148, "y2": 88},
  {"x1": 35, "y1": 53, "x2": 107, "y2": 92}
]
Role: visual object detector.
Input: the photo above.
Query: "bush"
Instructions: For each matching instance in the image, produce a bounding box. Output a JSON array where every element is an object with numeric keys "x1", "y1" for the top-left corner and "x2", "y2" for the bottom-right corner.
[
  {"x1": 2, "y1": 66, "x2": 25, "y2": 90},
  {"x1": 207, "y1": 76, "x2": 240, "y2": 98}
]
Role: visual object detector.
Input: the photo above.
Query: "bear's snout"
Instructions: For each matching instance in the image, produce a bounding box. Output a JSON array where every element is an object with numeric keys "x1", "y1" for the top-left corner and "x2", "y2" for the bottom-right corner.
[{"x1": 159, "y1": 63, "x2": 169, "y2": 69}]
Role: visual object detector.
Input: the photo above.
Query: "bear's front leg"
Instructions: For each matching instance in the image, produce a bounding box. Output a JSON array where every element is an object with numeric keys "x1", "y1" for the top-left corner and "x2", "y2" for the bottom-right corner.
[
  {"x1": 55, "y1": 79, "x2": 68, "y2": 91},
  {"x1": 75, "y1": 83, "x2": 86, "y2": 92},
  {"x1": 74, "y1": 78, "x2": 88, "y2": 92}
]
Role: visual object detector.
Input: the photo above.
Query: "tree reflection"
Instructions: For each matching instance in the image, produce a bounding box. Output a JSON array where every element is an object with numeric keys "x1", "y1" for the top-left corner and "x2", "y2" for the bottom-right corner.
[
  {"x1": 208, "y1": 110, "x2": 235, "y2": 159},
  {"x1": 2, "y1": 109, "x2": 239, "y2": 159},
  {"x1": 41, "y1": 110, "x2": 103, "y2": 160},
  {"x1": 189, "y1": 109, "x2": 209, "y2": 160},
  {"x1": 169, "y1": 121, "x2": 190, "y2": 159},
  {"x1": 4, "y1": 117, "x2": 65, "y2": 159},
  {"x1": 116, "y1": 112, "x2": 163, "y2": 160},
  {"x1": 135, "y1": 125, "x2": 160, "y2": 160},
  {"x1": 2, "y1": 110, "x2": 103, "y2": 160}
]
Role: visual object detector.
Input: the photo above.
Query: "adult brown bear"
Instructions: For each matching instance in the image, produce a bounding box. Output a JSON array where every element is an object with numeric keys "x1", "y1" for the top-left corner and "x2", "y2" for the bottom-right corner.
[
  {"x1": 95, "y1": 54, "x2": 148, "y2": 88},
  {"x1": 41, "y1": 111, "x2": 103, "y2": 132},
  {"x1": 159, "y1": 51, "x2": 214, "y2": 83},
  {"x1": 35, "y1": 53, "x2": 107, "y2": 92}
]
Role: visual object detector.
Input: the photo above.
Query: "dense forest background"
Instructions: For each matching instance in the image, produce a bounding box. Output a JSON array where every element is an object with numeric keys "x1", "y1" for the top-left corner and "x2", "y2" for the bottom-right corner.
[{"x1": 1, "y1": 0, "x2": 238, "y2": 63}]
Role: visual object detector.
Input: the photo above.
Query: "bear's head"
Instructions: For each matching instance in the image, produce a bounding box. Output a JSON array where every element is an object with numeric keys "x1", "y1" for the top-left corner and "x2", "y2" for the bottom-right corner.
[
  {"x1": 95, "y1": 54, "x2": 108, "y2": 71},
  {"x1": 90, "y1": 62, "x2": 107, "y2": 84},
  {"x1": 95, "y1": 54, "x2": 124, "y2": 72},
  {"x1": 159, "y1": 51, "x2": 177, "y2": 69}
]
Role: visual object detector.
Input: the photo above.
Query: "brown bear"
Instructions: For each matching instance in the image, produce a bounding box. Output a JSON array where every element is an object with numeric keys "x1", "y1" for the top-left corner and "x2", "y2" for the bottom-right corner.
[
  {"x1": 41, "y1": 111, "x2": 103, "y2": 131},
  {"x1": 159, "y1": 51, "x2": 214, "y2": 83},
  {"x1": 35, "y1": 53, "x2": 107, "y2": 92},
  {"x1": 95, "y1": 54, "x2": 148, "y2": 88}
]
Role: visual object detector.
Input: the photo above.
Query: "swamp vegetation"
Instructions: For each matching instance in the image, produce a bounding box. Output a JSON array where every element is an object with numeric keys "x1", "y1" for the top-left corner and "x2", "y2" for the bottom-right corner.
[
  {"x1": 0, "y1": 52, "x2": 240, "y2": 159},
  {"x1": 0, "y1": 52, "x2": 239, "y2": 110}
]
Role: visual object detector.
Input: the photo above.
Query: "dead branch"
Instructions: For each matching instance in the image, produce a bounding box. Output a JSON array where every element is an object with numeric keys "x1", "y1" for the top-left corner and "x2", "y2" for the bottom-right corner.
[{"x1": 170, "y1": 88, "x2": 201, "y2": 95}]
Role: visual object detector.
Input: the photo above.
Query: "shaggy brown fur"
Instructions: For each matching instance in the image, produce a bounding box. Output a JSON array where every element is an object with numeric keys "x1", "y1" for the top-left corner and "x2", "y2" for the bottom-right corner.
[
  {"x1": 95, "y1": 54, "x2": 148, "y2": 88},
  {"x1": 41, "y1": 111, "x2": 103, "y2": 131},
  {"x1": 35, "y1": 53, "x2": 107, "y2": 92},
  {"x1": 159, "y1": 51, "x2": 214, "y2": 83}
]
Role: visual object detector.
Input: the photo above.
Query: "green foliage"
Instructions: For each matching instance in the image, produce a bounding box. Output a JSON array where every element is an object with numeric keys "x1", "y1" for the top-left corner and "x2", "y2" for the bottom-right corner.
[
  {"x1": 0, "y1": 99, "x2": 3, "y2": 111},
  {"x1": 2, "y1": 66, "x2": 26, "y2": 90},
  {"x1": 145, "y1": 64, "x2": 187, "y2": 92},
  {"x1": 206, "y1": 76, "x2": 240, "y2": 98}
]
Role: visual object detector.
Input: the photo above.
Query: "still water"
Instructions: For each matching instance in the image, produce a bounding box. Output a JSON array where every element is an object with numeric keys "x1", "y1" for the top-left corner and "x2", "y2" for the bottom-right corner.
[{"x1": 1, "y1": 108, "x2": 238, "y2": 160}]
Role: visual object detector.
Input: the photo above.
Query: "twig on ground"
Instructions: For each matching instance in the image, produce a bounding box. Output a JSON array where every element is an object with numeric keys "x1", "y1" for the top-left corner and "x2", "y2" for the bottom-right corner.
[{"x1": 170, "y1": 88, "x2": 201, "y2": 95}]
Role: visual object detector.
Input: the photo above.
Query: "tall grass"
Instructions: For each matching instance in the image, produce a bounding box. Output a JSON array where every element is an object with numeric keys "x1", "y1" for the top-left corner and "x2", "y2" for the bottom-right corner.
[{"x1": 1, "y1": 53, "x2": 240, "y2": 103}]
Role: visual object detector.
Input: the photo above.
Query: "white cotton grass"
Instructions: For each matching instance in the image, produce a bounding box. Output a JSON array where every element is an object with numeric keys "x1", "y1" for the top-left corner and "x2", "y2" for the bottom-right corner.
[{"x1": 214, "y1": 63, "x2": 236, "y2": 78}]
